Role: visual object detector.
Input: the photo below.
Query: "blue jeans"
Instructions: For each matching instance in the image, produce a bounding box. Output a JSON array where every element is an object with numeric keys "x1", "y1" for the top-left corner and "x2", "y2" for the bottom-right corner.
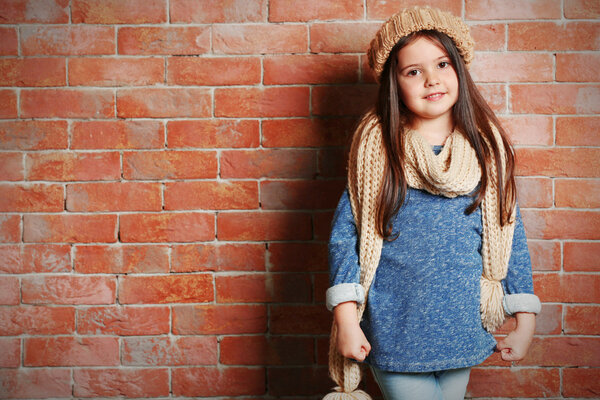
[{"x1": 371, "y1": 366, "x2": 471, "y2": 400}]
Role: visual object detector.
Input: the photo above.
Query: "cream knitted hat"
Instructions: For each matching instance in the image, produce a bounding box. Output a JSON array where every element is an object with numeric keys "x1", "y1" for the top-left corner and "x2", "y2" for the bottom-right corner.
[{"x1": 367, "y1": 6, "x2": 474, "y2": 81}]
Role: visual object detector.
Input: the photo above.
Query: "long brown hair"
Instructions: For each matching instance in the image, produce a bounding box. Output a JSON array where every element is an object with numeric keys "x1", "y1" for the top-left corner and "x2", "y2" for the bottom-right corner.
[{"x1": 375, "y1": 30, "x2": 516, "y2": 240}]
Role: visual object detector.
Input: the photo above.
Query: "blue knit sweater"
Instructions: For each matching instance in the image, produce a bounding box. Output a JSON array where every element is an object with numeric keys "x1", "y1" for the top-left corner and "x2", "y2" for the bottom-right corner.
[{"x1": 327, "y1": 149, "x2": 540, "y2": 372}]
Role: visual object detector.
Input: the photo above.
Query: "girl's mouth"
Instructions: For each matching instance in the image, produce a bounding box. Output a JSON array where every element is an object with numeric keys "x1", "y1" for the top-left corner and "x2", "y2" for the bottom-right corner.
[{"x1": 424, "y1": 92, "x2": 445, "y2": 101}]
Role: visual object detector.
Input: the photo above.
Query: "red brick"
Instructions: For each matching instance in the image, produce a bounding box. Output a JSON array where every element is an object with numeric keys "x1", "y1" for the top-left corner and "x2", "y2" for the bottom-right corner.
[
  {"x1": 0, "y1": 184, "x2": 63, "y2": 212},
  {"x1": 118, "y1": 26, "x2": 210, "y2": 55},
  {"x1": 313, "y1": 85, "x2": 377, "y2": 116},
  {"x1": 0, "y1": 369, "x2": 71, "y2": 399},
  {"x1": 170, "y1": 0, "x2": 266, "y2": 22},
  {"x1": 0, "y1": 28, "x2": 18, "y2": 55},
  {"x1": 0, "y1": 152, "x2": 23, "y2": 181},
  {"x1": 563, "y1": 368, "x2": 600, "y2": 397},
  {"x1": 168, "y1": 57, "x2": 260, "y2": 86},
  {"x1": 120, "y1": 213, "x2": 214, "y2": 242},
  {"x1": 516, "y1": 148, "x2": 600, "y2": 177},
  {"x1": 0, "y1": 338, "x2": 19, "y2": 367},
  {"x1": 262, "y1": 118, "x2": 354, "y2": 148},
  {"x1": 75, "y1": 245, "x2": 169, "y2": 274},
  {"x1": 271, "y1": 0, "x2": 362, "y2": 21},
  {"x1": 515, "y1": 177, "x2": 552, "y2": 208},
  {"x1": 556, "y1": 179, "x2": 600, "y2": 208},
  {"x1": 0, "y1": 58, "x2": 65, "y2": 86},
  {"x1": 27, "y1": 151, "x2": 120, "y2": 181},
  {"x1": 470, "y1": 24, "x2": 506, "y2": 51},
  {"x1": 16, "y1": 242, "x2": 72, "y2": 271},
  {"x1": 270, "y1": 305, "x2": 331, "y2": 334},
  {"x1": 319, "y1": 147, "x2": 349, "y2": 178},
  {"x1": 512, "y1": 84, "x2": 600, "y2": 114},
  {"x1": 557, "y1": 53, "x2": 600, "y2": 82},
  {"x1": 556, "y1": 116, "x2": 600, "y2": 146},
  {"x1": 0, "y1": 0, "x2": 69, "y2": 23},
  {"x1": 218, "y1": 212, "x2": 312, "y2": 241},
  {"x1": 521, "y1": 337, "x2": 600, "y2": 366},
  {"x1": 267, "y1": 366, "x2": 332, "y2": 396},
  {"x1": 0, "y1": 276, "x2": 20, "y2": 305},
  {"x1": 172, "y1": 367, "x2": 265, "y2": 396},
  {"x1": 467, "y1": 368, "x2": 560, "y2": 397},
  {"x1": 119, "y1": 274, "x2": 213, "y2": 304},
  {"x1": 528, "y1": 240, "x2": 561, "y2": 271},
  {"x1": 123, "y1": 150, "x2": 217, "y2": 179},
  {"x1": 173, "y1": 304, "x2": 267, "y2": 334},
  {"x1": 314, "y1": 272, "x2": 329, "y2": 303},
  {"x1": 564, "y1": 242, "x2": 600, "y2": 272},
  {"x1": 67, "y1": 182, "x2": 162, "y2": 212},
  {"x1": 118, "y1": 88, "x2": 211, "y2": 118},
  {"x1": 78, "y1": 306, "x2": 169, "y2": 336},
  {"x1": 172, "y1": 243, "x2": 265, "y2": 272},
  {"x1": 221, "y1": 149, "x2": 317, "y2": 179},
  {"x1": 74, "y1": 368, "x2": 169, "y2": 398},
  {"x1": 22, "y1": 275, "x2": 116, "y2": 305},
  {"x1": 72, "y1": 0, "x2": 166, "y2": 23},
  {"x1": 220, "y1": 336, "x2": 314, "y2": 365},
  {"x1": 72, "y1": 120, "x2": 164, "y2": 149},
  {"x1": 499, "y1": 115, "x2": 553, "y2": 145},
  {"x1": 25, "y1": 337, "x2": 119, "y2": 366},
  {"x1": 0, "y1": 89, "x2": 17, "y2": 118},
  {"x1": 496, "y1": 303, "x2": 562, "y2": 335},
  {"x1": 366, "y1": 0, "x2": 462, "y2": 18},
  {"x1": 213, "y1": 24, "x2": 307, "y2": 54},
  {"x1": 268, "y1": 242, "x2": 328, "y2": 272},
  {"x1": 523, "y1": 210, "x2": 600, "y2": 240},
  {"x1": 69, "y1": 57, "x2": 164, "y2": 86},
  {"x1": 0, "y1": 244, "x2": 71, "y2": 273},
  {"x1": 0, "y1": 215, "x2": 20, "y2": 243},
  {"x1": 509, "y1": 22, "x2": 600, "y2": 51},
  {"x1": 261, "y1": 180, "x2": 345, "y2": 210},
  {"x1": 0, "y1": 120, "x2": 68, "y2": 150},
  {"x1": 0, "y1": 306, "x2": 74, "y2": 335},
  {"x1": 216, "y1": 273, "x2": 311, "y2": 303},
  {"x1": 21, "y1": 88, "x2": 114, "y2": 118},
  {"x1": 477, "y1": 84, "x2": 507, "y2": 113},
  {"x1": 533, "y1": 273, "x2": 600, "y2": 303},
  {"x1": 565, "y1": 0, "x2": 600, "y2": 18},
  {"x1": 23, "y1": 214, "x2": 117, "y2": 243},
  {"x1": 123, "y1": 336, "x2": 217, "y2": 366},
  {"x1": 310, "y1": 22, "x2": 380, "y2": 53},
  {"x1": 168, "y1": 119, "x2": 259, "y2": 148},
  {"x1": 215, "y1": 87, "x2": 309, "y2": 118},
  {"x1": 471, "y1": 53, "x2": 553, "y2": 83},
  {"x1": 565, "y1": 305, "x2": 600, "y2": 335},
  {"x1": 264, "y1": 55, "x2": 358, "y2": 85},
  {"x1": 165, "y1": 181, "x2": 258, "y2": 211},
  {"x1": 466, "y1": 0, "x2": 560, "y2": 19},
  {"x1": 21, "y1": 25, "x2": 114, "y2": 55}
]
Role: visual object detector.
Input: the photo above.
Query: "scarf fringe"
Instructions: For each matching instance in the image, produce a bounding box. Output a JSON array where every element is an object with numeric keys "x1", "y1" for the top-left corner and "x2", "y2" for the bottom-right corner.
[{"x1": 323, "y1": 388, "x2": 372, "y2": 400}]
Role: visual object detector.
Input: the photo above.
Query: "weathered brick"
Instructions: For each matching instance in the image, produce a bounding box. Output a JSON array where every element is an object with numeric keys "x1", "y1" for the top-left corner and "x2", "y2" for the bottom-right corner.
[
  {"x1": 215, "y1": 87, "x2": 310, "y2": 117},
  {"x1": 0, "y1": 369, "x2": 71, "y2": 399},
  {"x1": 170, "y1": 0, "x2": 266, "y2": 23},
  {"x1": 172, "y1": 367, "x2": 265, "y2": 396},
  {"x1": 21, "y1": 89, "x2": 115, "y2": 118},
  {"x1": 73, "y1": 368, "x2": 169, "y2": 398},
  {"x1": 564, "y1": 242, "x2": 600, "y2": 272},
  {"x1": 221, "y1": 149, "x2": 317, "y2": 179},
  {"x1": 213, "y1": 24, "x2": 307, "y2": 54},
  {"x1": 67, "y1": 182, "x2": 162, "y2": 212},
  {"x1": 466, "y1": 0, "x2": 560, "y2": 19},
  {"x1": 0, "y1": 120, "x2": 68, "y2": 150},
  {"x1": 167, "y1": 57, "x2": 261, "y2": 86},
  {"x1": 0, "y1": 58, "x2": 65, "y2": 86},
  {"x1": 77, "y1": 306, "x2": 169, "y2": 336},
  {"x1": 167, "y1": 120, "x2": 259, "y2": 148},
  {"x1": 0, "y1": 0, "x2": 69, "y2": 23},
  {"x1": 123, "y1": 150, "x2": 217, "y2": 180},
  {"x1": 74, "y1": 245, "x2": 169, "y2": 274},
  {"x1": 120, "y1": 213, "x2": 215, "y2": 243},
  {"x1": 23, "y1": 214, "x2": 117, "y2": 243},
  {"x1": 72, "y1": 120, "x2": 164, "y2": 149},
  {"x1": 0, "y1": 184, "x2": 63, "y2": 212},
  {"x1": 171, "y1": 243, "x2": 265, "y2": 272},
  {"x1": 216, "y1": 273, "x2": 311, "y2": 303},
  {"x1": 119, "y1": 274, "x2": 213, "y2": 304},
  {"x1": 173, "y1": 304, "x2": 267, "y2": 334},
  {"x1": 25, "y1": 337, "x2": 119, "y2": 366},
  {"x1": 118, "y1": 26, "x2": 210, "y2": 55},
  {"x1": 122, "y1": 336, "x2": 217, "y2": 365},
  {"x1": 21, "y1": 25, "x2": 114, "y2": 55},
  {"x1": 270, "y1": 0, "x2": 363, "y2": 21},
  {"x1": 22, "y1": 275, "x2": 116, "y2": 305},
  {"x1": 218, "y1": 212, "x2": 312, "y2": 241},
  {"x1": 165, "y1": 181, "x2": 258, "y2": 210},
  {"x1": 72, "y1": 0, "x2": 167, "y2": 23},
  {"x1": 117, "y1": 88, "x2": 211, "y2": 118},
  {"x1": 0, "y1": 306, "x2": 75, "y2": 335},
  {"x1": 69, "y1": 57, "x2": 165, "y2": 86}
]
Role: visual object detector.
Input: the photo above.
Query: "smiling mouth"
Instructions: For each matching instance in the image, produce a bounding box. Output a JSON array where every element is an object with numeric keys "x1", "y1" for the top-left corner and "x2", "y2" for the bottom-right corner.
[{"x1": 424, "y1": 92, "x2": 445, "y2": 101}]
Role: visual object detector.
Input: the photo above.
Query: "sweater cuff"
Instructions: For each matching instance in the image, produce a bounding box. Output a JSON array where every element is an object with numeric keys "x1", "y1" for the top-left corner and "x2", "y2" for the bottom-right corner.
[
  {"x1": 326, "y1": 283, "x2": 365, "y2": 311},
  {"x1": 503, "y1": 293, "x2": 541, "y2": 315}
]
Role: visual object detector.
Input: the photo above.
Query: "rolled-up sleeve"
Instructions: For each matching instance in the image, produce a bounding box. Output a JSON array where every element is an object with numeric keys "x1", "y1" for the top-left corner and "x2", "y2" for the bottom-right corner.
[
  {"x1": 326, "y1": 189, "x2": 365, "y2": 311},
  {"x1": 501, "y1": 205, "x2": 542, "y2": 315}
]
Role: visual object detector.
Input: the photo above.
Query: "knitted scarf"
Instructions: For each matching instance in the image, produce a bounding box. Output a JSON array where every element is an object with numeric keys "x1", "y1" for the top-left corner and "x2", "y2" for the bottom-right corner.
[{"x1": 324, "y1": 113, "x2": 516, "y2": 399}]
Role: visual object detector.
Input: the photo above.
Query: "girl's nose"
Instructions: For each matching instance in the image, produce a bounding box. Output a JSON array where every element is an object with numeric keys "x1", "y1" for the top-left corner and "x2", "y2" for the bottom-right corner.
[{"x1": 425, "y1": 71, "x2": 440, "y2": 86}]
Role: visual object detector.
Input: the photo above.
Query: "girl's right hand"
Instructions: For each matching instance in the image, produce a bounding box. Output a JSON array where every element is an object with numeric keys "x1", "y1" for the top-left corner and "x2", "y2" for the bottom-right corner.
[{"x1": 334, "y1": 301, "x2": 372, "y2": 361}]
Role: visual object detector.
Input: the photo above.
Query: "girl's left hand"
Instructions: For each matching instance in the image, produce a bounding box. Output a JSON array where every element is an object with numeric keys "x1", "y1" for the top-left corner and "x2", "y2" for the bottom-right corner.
[{"x1": 495, "y1": 312, "x2": 535, "y2": 362}]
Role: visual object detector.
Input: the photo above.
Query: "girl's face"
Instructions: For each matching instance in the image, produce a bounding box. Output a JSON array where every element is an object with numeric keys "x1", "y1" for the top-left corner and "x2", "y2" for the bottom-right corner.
[{"x1": 396, "y1": 36, "x2": 459, "y2": 128}]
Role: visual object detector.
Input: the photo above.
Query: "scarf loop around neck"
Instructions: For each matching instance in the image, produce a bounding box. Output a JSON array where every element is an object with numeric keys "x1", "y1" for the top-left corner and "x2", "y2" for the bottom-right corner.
[{"x1": 325, "y1": 112, "x2": 516, "y2": 398}]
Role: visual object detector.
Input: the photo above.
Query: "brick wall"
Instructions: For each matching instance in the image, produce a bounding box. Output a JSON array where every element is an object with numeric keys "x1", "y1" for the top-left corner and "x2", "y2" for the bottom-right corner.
[{"x1": 0, "y1": 0, "x2": 598, "y2": 398}]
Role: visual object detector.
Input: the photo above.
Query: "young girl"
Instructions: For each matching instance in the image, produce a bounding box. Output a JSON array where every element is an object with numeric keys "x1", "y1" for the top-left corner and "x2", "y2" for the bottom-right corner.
[{"x1": 325, "y1": 7, "x2": 541, "y2": 400}]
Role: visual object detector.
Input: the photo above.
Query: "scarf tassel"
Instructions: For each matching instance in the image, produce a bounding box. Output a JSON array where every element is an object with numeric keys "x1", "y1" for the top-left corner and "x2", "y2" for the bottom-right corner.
[{"x1": 480, "y1": 277, "x2": 505, "y2": 332}]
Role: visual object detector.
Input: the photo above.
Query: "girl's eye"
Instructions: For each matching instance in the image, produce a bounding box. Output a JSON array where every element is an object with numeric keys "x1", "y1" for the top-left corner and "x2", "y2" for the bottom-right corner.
[
  {"x1": 407, "y1": 69, "x2": 420, "y2": 76},
  {"x1": 439, "y1": 61, "x2": 450, "y2": 68}
]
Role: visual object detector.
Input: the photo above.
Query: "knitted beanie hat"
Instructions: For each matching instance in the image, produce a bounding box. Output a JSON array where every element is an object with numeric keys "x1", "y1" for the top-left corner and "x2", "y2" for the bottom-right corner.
[{"x1": 367, "y1": 6, "x2": 474, "y2": 81}]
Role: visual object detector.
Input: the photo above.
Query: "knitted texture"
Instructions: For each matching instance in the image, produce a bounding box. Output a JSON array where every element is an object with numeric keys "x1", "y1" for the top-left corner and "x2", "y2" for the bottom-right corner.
[
  {"x1": 367, "y1": 6, "x2": 474, "y2": 81},
  {"x1": 325, "y1": 112, "x2": 516, "y2": 396}
]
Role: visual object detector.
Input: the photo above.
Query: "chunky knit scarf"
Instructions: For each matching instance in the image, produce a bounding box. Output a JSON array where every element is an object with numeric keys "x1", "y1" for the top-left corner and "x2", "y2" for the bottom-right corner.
[{"x1": 324, "y1": 113, "x2": 516, "y2": 399}]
